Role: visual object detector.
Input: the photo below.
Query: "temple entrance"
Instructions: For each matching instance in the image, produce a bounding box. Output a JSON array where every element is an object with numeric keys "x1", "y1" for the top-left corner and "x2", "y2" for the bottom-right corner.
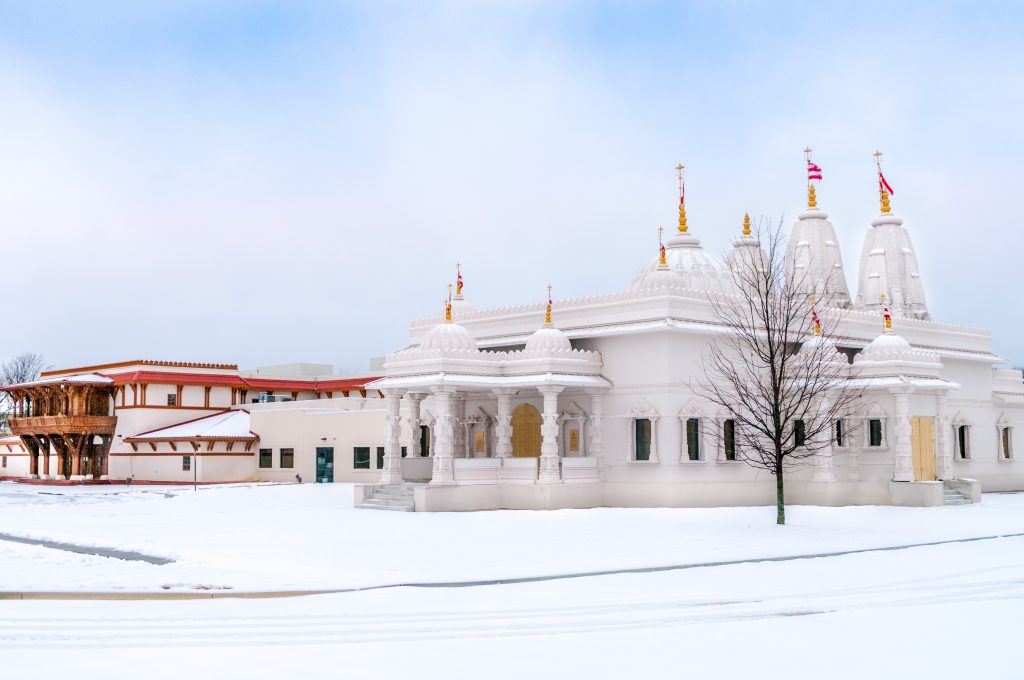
[
  {"x1": 511, "y1": 403, "x2": 542, "y2": 457},
  {"x1": 911, "y1": 416, "x2": 936, "y2": 481}
]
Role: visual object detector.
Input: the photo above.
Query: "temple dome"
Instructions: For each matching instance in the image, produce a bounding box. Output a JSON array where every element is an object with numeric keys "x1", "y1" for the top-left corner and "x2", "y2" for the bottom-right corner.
[
  {"x1": 630, "y1": 233, "x2": 734, "y2": 294},
  {"x1": 420, "y1": 320, "x2": 477, "y2": 353},
  {"x1": 858, "y1": 331, "x2": 912, "y2": 360},
  {"x1": 450, "y1": 294, "x2": 475, "y2": 319},
  {"x1": 525, "y1": 325, "x2": 572, "y2": 353},
  {"x1": 798, "y1": 334, "x2": 845, "y2": 364}
]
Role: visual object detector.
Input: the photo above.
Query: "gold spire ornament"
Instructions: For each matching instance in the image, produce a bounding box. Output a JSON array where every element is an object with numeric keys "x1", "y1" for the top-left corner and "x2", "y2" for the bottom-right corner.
[
  {"x1": 742, "y1": 212, "x2": 751, "y2": 237},
  {"x1": 445, "y1": 298, "x2": 452, "y2": 323},
  {"x1": 658, "y1": 226, "x2": 667, "y2": 265},
  {"x1": 874, "y1": 151, "x2": 892, "y2": 214},
  {"x1": 810, "y1": 295, "x2": 821, "y2": 335},
  {"x1": 455, "y1": 262, "x2": 464, "y2": 297},
  {"x1": 675, "y1": 163, "x2": 688, "y2": 233},
  {"x1": 545, "y1": 284, "x2": 553, "y2": 326},
  {"x1": 804, "y1": 147, "x2": 819, "y2": 208}
]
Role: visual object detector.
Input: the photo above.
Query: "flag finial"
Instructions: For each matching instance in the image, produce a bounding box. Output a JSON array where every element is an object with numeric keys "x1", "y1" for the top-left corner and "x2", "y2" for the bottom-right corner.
[
  {"x1": 455, "y1": 262, "x2": 463, "y2": 297},
  {"x1": 675, "y1": 163, "x2": 687, "y2": 233},
  {"x1": 742, "y1": 212, "x2": 751, "y2": 237},
  {"x1": 880, "y1": 292, "x2": 892, "y2": 332},
  {"x1": 874, "y1": 151, "x2": 892, "y2": 214},
  {"x1": 805, "y1": 147, "x2": 821, "y2": 208},
  {"x1": 810, "y1": 295, "x2": 821, "y2": 335},
  {"x1": 658, "y1": 226, "x2": 667, "y2": 265},
  {"x1": 545, "y1": 284, "x2": 553, "y2": 326}
]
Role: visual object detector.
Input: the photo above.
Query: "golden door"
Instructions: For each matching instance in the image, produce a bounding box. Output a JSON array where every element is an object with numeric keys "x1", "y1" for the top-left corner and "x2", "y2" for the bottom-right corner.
[
  {"x1": 911, "y1": 416, "x2": 936, "y2": 481},
  {"x1": 511, "y1": 403, "x2": 543, "y2": 457}
]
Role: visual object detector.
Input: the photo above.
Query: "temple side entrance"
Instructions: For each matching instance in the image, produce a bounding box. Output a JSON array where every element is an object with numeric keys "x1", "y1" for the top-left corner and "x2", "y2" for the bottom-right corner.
[
  {"x1": 911, "y1": 416, "x2": 936, "y2": 481},
  {"x1": 511, "y1": 403, "x2": 542, "y2": 457}
]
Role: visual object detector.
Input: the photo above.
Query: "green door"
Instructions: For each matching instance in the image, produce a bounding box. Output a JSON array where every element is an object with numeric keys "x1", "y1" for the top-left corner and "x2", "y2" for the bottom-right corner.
[{"x1": 315, "y1": 447, "x2": 334, "y2": 483}]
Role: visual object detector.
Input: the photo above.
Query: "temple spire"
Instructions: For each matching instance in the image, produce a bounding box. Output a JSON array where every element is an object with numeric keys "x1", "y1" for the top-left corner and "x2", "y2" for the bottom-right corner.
[
  {"x1": 675, "y1": 163, "x2": 688, "y2": 233},
  {"x1": 874, "y1": 151, "x2": 892, "y2": 214},
  {"x1": 742, "y1": 212, "x2": 751, "y2": 237},
  {"x1": 545, "y1": 284, "x2": 553, "y2": 326}
]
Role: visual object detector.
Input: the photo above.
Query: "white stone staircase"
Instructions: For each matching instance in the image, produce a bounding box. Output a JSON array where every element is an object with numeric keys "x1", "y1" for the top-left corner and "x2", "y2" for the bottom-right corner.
[
  {"x1": 942, "y1": 482, "x2": 972, "y2": 506},
  {"x1": 357, "y1": 484, "x2": 416, "y2": 512}
]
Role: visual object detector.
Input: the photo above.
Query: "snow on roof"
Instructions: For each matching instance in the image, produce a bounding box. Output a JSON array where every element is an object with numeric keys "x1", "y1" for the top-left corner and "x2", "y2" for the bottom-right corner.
[
  {"x1": 3, "y1": 372, "x2": 115, "y2": 389},
  {"x1": 127, "y1": 410, "x2": 257, "y2": 441}
]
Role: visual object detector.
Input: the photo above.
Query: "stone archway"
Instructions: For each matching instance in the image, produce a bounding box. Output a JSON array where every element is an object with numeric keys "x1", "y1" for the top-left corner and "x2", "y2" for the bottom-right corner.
[{"x1": 511, "y1": 403, "x2": 542, "y2": 457}]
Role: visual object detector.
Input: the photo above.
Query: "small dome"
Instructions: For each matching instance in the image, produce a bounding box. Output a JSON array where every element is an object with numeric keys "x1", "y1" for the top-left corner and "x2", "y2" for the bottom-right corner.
[
  {"x1": 525, "y1": 326, "x2": 572, "y2": 353},
  {"x1": 420, "y1": 321, "x2": 477, "y2": 353},
  {"x1": 799, "y1": 334, "x2": 845, "y2": 363},
  {"x1": 630, "y1": 234, "x2": 735, "y2": 294},
  {"x1": 632, "y1": 264, "x2": 684, "y2": 291},
  {"x1": 857, "y1": 332, "x2": 911, "y2": 361}
]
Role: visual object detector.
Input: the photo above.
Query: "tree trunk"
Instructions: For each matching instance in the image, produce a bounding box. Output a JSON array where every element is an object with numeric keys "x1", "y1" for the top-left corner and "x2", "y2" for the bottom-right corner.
[{"x1": 775, "y1": 460, "x2": 786, "y2": 525}]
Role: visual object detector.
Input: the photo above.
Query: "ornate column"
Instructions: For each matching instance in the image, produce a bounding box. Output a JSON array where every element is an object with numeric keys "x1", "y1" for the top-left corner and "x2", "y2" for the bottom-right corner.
[
  {"x1": 891, "y1": 390, "x2": 914, "y2": 482},
  {"x1": 379, "y1": 389, "x2": 405, "y2": 485},
  {"x1": 587, "y1": 390, "x2": 604, "y2": 475},
  {"x1": 492, "y1": 389, "x2": 515, "y2": 458},
  {"x1": 40, "y1": 437, "x2": 51, "y2": 478},
  {"x1": 452, "y1": 395, "x2": 466, "y2": 458},
  {"x1": 935, "y1": 391, "x2": 953, "y2": 480},
  {"x1": 405, "y1": 393, "x2": 423, "y2": 457},
  {"x1": 429, "y1": 387, "x2": 456, "y2": 486},
  {"x1": 812, "y1": 397, "x2": 836, "y2": 482},
  {"x1": 25, "y1": 437, "x2": 39, "y2": 478},
  {"x1": 538, "y1": 385, "x2": 564, "y2": 484}
]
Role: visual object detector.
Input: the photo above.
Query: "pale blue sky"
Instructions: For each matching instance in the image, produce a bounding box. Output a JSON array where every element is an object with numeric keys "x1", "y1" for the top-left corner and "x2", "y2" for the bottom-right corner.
[{"x1": 1, "y1": 1, "x2": 1022, "y2": 371}]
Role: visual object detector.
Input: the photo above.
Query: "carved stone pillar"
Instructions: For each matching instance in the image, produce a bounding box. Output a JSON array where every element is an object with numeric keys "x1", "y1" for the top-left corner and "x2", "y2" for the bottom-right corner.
[
  {"x1": 405, "y1": 393, "x2": 423, "y2": 457},
  {"x1": 587, "y1": 390, "x2": 604, "y2": 476},
  {"x1": 935, "y1": 391, "x2": 953, "y2": 480},
  {"x1": 452, "y1": 395, "x2": 466, "y2": 458},
  {"x1": 812, "y1": 397, "x2": 836, "y2": 482},
  {"x1": 493, "y1": 389, "x2": 515, "y2": 458},
  {"x1": 379, "y1": 389, "x2": 405, "y2": 485},
  {"x1": 538, "y1": 386, "x2": 564, "y2": 484},
  {"x1": 891, "y1": 390, "x2": 914, "y2": 482},
  {"x1": 429, "y1": 388, "x2": 456, "y2": 486}
]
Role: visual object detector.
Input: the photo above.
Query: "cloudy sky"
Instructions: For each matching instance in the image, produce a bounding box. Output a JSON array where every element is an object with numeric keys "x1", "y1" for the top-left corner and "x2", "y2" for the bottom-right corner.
[{"x1": 1, "y1": 1, "x2": 1021, "y2": 373}]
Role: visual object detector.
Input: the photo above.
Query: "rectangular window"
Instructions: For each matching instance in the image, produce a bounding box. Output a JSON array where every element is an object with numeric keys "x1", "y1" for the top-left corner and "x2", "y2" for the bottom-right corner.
[
  {"x1": 376, "y1": 446, "x2": 385, "y2": 469},
  {"x1": 2, "y1": 455, "x2": 6, "y2": 468},
  {"x1": 280, "y1": 448, "x2": 294, "y2": 468},
  {"x1": 401, "y1": 446, "x2": 408, "y2": 458},
  {"x1": 634, "y1": 418, "x2": 652, "y2": 461},
  {"x1": 259, "y1": 448, "x2": 272, "y2": 468},
  {"x1": 724, "y1": 419, "x2": 736, "y2": 461},
  {"x1": 167, "y1": 394, "x2": 177, "y2": 406},
  {"x1": 835, "y1": 420, "x2": 844, "y2": 447},
  {"x1": 420, "y1": 426, "x2": 430, "y2": 457},
  {"x1": 182, "y1": 455, "x2": 191, "y2": 471},
  {"x1": 1001, "y1": 427, "x2": 1012, "y2": 460},
  {"x1": 869, "y1": 419, "x2": 883, "y2": 447},
  {"x1": 354, "y1": 446, "x2": 371, "y2": 469},
  {"x1": 957, "y1": 425, "x2": 969, "y2": 459},
  {"x1": 794, "y1": 420, "x2": 806, "y2": 447},
  {"x1": 686, "y1": 418, "x2": 700, "y2": 461}
]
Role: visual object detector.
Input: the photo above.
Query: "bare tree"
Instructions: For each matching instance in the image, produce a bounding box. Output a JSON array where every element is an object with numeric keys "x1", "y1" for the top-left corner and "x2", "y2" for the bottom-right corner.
[
  {"x1": 697, "y1": 219, "x2": 861, "y2": 525},
  {"x1": 0, "y1": 352, "x2": 46, "y2": 431}
]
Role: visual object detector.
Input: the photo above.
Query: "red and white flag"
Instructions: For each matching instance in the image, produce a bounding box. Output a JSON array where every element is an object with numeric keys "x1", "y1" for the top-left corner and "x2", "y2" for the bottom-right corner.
[
  {"x1": 807, "y1": 160, "x2": 823, "y2": 181},
  {"x1": 879, "y1": 171, "x2": 894, "y2": 195}
]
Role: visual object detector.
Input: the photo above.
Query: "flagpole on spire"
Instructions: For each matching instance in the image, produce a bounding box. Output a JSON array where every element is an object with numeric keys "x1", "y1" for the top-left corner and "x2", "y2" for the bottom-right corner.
[
  {"x1": 455, "y1": 262, "x2": 463, "y2": 298},
  {"x1": 880, "y1": 293, "x2": 892, "y2": 332},
  {"x1": 675, "y1": 163, "x2": 687, "y2": 233},
  {"x1": 658, "y1": 226, "x2": 666, "y2": 265},
  {"x1": 810, "y1": 295, "x2": 821, "y2": 335},
  {"x1": 805, "y1": 147, "x2": 821, "y2": 208},
  {"x1": 874, "y1": 150, "x2": 893, "y2": 214},
  {"x1": 545, "y1": 284, "x2": 553, "y2": 326}
]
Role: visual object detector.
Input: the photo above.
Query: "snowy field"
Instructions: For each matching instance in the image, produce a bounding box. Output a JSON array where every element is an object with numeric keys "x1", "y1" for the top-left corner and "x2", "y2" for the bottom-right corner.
[{"x1": 0, "y1": 482, "x2": 1022, "y2": 679}]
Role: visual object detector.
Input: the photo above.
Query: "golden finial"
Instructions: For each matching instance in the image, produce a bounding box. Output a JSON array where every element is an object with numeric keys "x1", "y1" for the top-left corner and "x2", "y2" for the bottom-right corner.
[
  {"x1": 742, "y1": 212, "x2": 751, "y2": 237},
  {"x1": 874, "y1": 151, "x2": 891, "y2": 214},
  {"x1": 805, "y1": 147, "x2": 818, "y2": 208},
  {"x1": 880, "y1": 292, "x2": 892, "y2": 331},
  {"x1": 657, "y1": 226, "x2": 667, "y2": 265},
  {"x1": 675, "y1": 163, "x2": 688, "y2": 233},
  {"x1": 545, "y1": 284, "x2": 553, "y2": 326},
  {"x1": 455, "y1": 262, "x2": 463, "y2": 296},
  {"x1": 445, "y1": 298, "x2": 452, "y2": 323},
  {"x1": 810, "y1": 295, "x2": 821, "y2": 335}
]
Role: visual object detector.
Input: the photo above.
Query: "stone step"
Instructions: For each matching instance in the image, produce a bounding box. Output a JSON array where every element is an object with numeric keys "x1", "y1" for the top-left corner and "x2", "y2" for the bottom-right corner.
[{"x1": 357, "y1": 503, "x2": 414, "y2": 512}]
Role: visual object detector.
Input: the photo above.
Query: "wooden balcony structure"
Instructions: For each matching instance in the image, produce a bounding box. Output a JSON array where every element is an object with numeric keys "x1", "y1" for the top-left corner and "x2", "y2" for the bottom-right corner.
[{"x1": 2, "y1": 373, "x2": 117, "y2": 480}]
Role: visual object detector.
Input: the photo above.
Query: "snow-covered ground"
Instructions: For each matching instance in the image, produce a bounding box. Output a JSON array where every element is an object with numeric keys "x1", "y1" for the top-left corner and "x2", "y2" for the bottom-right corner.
[{"x1": 0, "y1": 482, "x2": 1021, "y2": 678}]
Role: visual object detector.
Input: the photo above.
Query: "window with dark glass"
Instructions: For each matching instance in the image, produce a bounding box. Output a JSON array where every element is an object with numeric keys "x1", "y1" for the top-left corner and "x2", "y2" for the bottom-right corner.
[
  {"x1": 2, "y1": 455, "x2": 7, "y2": 468},
  {"x1": 869, "y1": 419, "x2": 883, "y2": 447},
  {"x1": 167, "y1": 394, "x2": 177, "y2": 406},
  {"x1": 401, "y1": 446, "x2": 407, "y2": 458},
  {"x1": 957, "y1": 425, "x2": 969, "y2": 459},
  {"x1": 280, "y1": 448, "x2": 294, "y2": 468},
  {"x1": 376, "y1": 446, "x2": 385, "y2": 469},
  {"x1": 1002, "y1": 427, "x2": 1012, "y2": 459},
  {"x1": 835, "y1": 420, "x2": 844, "y2": 447},
  {"x1": 634, "y1": 418, "x2": 652, "y2": 461},
  {"x1": 354, "y1": 446, "x2": 371, "y2": 469},
  {"x1": 259, "y1": 448, "x2": 272, "y2": 468},
  {"x1": 420, "y1": 426, "x2": 430, "y2": 457},
  {"x1": 794, "y1": 420, "x2": 806, "y2": 447},
  {"x1": 182, "y1": 455, "x2": 191, "y2": 471},
  {"x1": 686, "y1": 418, "x2": 700, "y2": 461},
  {"x1": 724, "y1": 419, "x2": 736, "y2": 461}
]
